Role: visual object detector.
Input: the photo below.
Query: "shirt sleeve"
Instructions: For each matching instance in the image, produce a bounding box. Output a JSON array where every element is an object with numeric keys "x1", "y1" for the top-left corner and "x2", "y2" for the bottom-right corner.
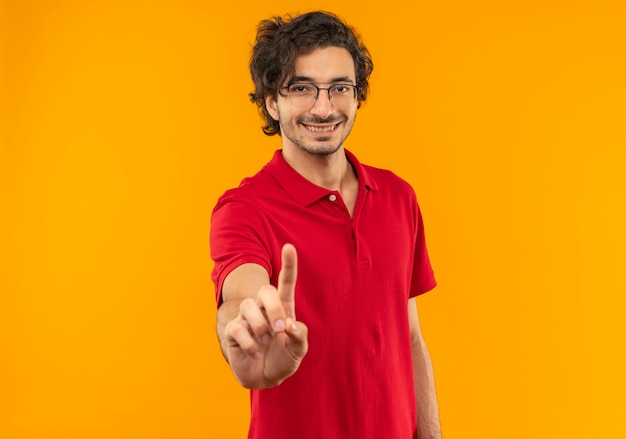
[
  {"x1": 410, "y1": 200, "x2": 437, "y2": 298},
  {"x1": 210, "y1": 193, "x2": 272, "y2": 306}
]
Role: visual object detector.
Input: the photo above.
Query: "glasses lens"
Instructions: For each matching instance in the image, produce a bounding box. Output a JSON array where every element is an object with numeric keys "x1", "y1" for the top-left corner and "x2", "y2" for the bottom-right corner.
[
  {"x1": 329, "y1": 84, "x2": 356, "y2": 106},
  {"x1": 286, "y1": 83, "x2": 357, "y2": 109},
  {"x1": 287, "y1": 84, "x2": 317, "y2": 109}
]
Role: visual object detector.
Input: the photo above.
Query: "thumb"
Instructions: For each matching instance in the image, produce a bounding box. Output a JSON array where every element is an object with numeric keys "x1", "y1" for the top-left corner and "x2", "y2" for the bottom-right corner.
[
  {"x1": 285, "y1": 318, "x2": 308, "y2": 360},
  {"x1": 277, "y1": 243, "x2": 298, "y2": 319}
]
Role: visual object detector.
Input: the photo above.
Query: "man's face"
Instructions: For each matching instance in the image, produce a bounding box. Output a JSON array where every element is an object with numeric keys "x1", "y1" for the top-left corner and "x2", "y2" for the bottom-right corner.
[{"x1": 265, "y1": 46, "x2": 358, "y2": 156}]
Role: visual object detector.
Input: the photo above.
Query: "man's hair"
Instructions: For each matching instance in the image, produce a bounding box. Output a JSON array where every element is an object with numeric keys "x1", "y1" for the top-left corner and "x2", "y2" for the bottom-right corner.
[{"x1": 249, "y1": 11, "x2": 374, "y2": 136}]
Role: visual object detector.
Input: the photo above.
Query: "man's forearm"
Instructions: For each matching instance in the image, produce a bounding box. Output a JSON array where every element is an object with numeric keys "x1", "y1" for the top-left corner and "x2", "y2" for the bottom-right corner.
[{"x1": 413, "y1": 340, "x2": 442, "y2": 439}]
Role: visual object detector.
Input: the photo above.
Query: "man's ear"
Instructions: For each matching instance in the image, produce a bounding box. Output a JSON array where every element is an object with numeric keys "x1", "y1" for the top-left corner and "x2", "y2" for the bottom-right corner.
[{"x1": 265, "y1": 95, "x2": 279, "y2": 121}]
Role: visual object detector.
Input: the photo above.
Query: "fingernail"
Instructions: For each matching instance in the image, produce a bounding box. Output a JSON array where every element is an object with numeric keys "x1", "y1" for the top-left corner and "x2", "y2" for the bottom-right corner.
[
  {"x1": 262, "y1": 334, "x2": 271, "y2": 344},
  {"x1": 290, "y1": 323, "x2": 298, "y2": 334},
  {"x1": 274, "y1": 319, "x2": 285, "y2": 332}
]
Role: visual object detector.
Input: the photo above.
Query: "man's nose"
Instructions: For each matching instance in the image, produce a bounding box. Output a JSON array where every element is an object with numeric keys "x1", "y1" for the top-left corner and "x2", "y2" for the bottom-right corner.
[{"x1": 309, "y1": 89, "x2": 334, "y2": 118}]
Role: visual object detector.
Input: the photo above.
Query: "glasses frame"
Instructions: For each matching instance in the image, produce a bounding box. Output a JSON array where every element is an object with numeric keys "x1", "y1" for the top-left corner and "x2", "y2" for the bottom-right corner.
[{"x1": 279, "y1": 82, "x2": 361, "y2": 108}]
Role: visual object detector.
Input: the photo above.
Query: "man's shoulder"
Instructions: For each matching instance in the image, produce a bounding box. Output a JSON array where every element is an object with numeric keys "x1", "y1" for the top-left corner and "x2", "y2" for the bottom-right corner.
[
  {"x1": 216, "y1": 170, "x2": 273, "y2": 205},
  {"x1": 213, "y1": 156, "x2": 294, "y2": 220}
]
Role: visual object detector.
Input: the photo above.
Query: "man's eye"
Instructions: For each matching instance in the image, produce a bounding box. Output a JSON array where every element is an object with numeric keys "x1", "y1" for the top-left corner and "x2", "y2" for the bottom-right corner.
[
  {"x1": 332, "y1": 85, "x2": 351, "y2": 93},
  {"x1": 290, "y1": 84, "x2": 314, "y2": 94}
]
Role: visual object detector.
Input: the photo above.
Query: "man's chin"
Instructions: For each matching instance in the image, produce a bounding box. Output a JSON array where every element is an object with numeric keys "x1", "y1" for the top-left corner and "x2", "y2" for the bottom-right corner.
[{"x1": 299, "y1": 142, "x2": 343, "y2": 156}]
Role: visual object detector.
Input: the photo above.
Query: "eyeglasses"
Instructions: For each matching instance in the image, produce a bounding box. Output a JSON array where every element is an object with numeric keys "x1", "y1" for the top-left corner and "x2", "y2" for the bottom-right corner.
[{"x1": 280, "y1": 82, "x2": 360, "y2": 109}]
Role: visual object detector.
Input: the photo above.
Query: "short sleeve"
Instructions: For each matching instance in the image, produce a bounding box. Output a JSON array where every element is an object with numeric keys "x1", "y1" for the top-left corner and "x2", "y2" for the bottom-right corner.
[
  {"x1": 210, "y1": 193, "x2": 272, "y2": 306},
  {"x1": 410, "y1": 202, "x2": 437, "y2": 297}
]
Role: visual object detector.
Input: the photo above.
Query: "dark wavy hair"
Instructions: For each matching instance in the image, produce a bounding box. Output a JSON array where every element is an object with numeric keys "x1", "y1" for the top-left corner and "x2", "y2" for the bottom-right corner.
[{"x1": 249, "y1": 11, "x2": 374, "y2": 136}]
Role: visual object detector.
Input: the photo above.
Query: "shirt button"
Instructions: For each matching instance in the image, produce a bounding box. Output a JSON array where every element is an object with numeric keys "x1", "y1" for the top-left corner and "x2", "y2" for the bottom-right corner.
[{"x1": 329, "y1": 194, "x2": 337, "y2": 202}]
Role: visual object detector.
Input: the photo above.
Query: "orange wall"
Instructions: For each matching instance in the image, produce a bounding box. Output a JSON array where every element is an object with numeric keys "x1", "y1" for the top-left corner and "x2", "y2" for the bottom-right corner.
[{"x1": 3, "y1": 1, "x2": 625, "y2": 438}]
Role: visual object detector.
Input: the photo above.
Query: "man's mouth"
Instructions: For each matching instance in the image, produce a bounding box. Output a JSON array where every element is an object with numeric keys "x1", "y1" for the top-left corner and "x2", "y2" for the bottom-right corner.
[{"x1": 303, "y1": 122, "x2": 340, "y2": 133}]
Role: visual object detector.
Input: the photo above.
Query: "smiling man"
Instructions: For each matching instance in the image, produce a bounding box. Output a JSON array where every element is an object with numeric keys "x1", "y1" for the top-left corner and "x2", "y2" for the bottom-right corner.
[{"x1": 211, "y1": 11, "x2": 442, "y2": 439}]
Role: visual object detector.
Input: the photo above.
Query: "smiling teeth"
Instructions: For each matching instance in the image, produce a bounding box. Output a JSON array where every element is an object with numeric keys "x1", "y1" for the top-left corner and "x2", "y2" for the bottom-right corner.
[{"x1": 306, "y1": 124, "x2": 336, "y2": 132}]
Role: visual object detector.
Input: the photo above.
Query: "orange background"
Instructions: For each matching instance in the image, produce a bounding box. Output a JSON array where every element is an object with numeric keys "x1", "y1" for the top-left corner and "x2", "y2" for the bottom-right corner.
[{"x1": 3, "y1": 1, "x2": 625, "y2": 438}]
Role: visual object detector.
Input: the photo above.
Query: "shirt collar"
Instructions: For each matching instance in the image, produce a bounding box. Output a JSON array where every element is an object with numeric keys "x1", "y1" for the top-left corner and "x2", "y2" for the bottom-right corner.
[{"x1": 265, "y1": 149, "x2": 378, "y2": 207}]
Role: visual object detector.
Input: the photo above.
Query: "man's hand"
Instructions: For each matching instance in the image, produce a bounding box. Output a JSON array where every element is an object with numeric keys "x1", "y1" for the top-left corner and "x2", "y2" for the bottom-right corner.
[{"x1": 223, "y1": 244, "x2": 309, "y2": 389}]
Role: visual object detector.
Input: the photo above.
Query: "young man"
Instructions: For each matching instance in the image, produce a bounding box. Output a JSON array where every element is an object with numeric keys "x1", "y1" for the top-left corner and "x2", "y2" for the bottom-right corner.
[{"x1": 211, "y1": 11, "x2": 442, "y2": 439}]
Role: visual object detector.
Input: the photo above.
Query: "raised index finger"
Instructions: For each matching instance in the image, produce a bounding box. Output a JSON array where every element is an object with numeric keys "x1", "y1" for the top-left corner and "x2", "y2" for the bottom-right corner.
[{"x1": 277, "y1": 243, "x2": 298, "y2": 319}]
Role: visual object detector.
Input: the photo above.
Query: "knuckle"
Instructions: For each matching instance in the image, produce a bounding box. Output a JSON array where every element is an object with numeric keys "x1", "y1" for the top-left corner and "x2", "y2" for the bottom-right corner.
[
  {"x1": 228, "y1": 323, "x2": 257, "y2": 353},
  {"x1": 227, "y1": 321, "x2": 246, "y2": 339},
  {"x1": 238, "y1": 298, "x2": 271, "y2": 339},
  {"x1": 239, "y1": 297, "x2": 256, "y2": 312},
  {"x1": 257, "y1": 287, "x2": 281, "y2": 310},
  {"x1": 257, "y1": 285, "x2": 277, "y2": 300}
]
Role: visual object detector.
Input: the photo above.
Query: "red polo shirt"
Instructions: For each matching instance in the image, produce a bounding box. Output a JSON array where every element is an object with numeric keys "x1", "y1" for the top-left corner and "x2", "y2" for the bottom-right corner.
[{"x1": 211, "y1": 149, "x2": 436, "y2": 439}]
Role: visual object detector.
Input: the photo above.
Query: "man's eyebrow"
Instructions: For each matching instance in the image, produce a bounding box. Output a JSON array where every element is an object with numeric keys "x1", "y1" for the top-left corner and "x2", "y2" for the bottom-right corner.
[{"x1": 289, "y1": 75, "x2": 355, "y2": 84}]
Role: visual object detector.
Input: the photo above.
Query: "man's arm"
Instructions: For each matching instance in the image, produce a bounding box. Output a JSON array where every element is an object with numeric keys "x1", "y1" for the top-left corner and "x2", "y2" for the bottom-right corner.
[
  {"x1": 215, "y1": 244, "x2": 308, "y2": 389},
  {"x1": 408, "y1": 297, "x2": 442, "y2": 439}
]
